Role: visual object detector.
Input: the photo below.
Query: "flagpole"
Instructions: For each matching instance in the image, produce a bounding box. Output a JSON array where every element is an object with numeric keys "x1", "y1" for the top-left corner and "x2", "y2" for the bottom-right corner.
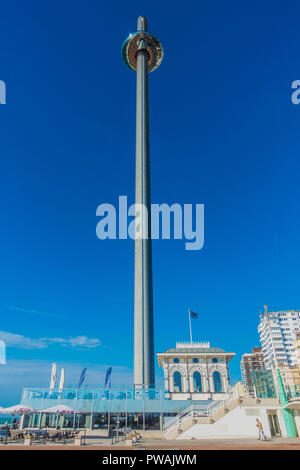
[{"x1": 189, "y1": 309, "x2": 193, "y2": 345}]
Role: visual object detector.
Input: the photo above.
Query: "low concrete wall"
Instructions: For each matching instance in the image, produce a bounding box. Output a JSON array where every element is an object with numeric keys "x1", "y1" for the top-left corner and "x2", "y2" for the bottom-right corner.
[
  {"x1": 141, "y1": 430, "x2": 163, "y2": 438},
  {"x1": 83, "y1": 429, "x2": 109, "y2": 436},
  {"x1": 74, "y1": 429, "x2": 163, "y2": 438}
]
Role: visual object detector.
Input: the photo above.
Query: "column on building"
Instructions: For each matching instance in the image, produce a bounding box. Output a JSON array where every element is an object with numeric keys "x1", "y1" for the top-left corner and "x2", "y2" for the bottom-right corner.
[
  {"x1": 164, "y1": 364, "x2": 170, "y2": 392},
  {"x1": 205, "y1": 359, "x2": 211, "y2": 393}
]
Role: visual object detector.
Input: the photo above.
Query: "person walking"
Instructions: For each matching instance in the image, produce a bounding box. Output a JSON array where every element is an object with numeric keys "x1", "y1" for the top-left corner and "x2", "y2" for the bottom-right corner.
[{"x1": 256, "y1": 418, "x2": 267, "y2": 440}]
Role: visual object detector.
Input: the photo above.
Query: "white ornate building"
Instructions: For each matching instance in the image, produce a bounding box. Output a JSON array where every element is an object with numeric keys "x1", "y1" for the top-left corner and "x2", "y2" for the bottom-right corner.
[{"x1": 157, "y1": 342, "x2": 235, "y2": 400}]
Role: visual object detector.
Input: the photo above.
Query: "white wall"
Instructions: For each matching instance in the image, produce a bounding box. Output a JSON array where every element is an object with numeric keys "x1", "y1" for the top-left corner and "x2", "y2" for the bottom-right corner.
[
  {"x1": 293, "y1": 409, "x2": 300, "y2": 436},
  {"x1": 177, "y1": 405, "x2": 286, "y2": 439}
]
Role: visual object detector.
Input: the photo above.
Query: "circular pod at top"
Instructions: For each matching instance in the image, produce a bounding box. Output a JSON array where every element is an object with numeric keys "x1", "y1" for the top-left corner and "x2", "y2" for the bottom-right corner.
[{"x1": 122, "y1": 32, "x2": 163, "y2": 73}]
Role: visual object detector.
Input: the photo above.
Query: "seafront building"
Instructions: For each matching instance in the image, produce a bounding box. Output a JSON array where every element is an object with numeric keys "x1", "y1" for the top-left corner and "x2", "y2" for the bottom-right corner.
[
  {"x1": 277, "y1": 332, "x2": 300, "y2": 397},
  {"x1": 240, "y1": 347, "x2": 265, "y2": 397},
  {"x1": 20, "y1": 339, "x2": 235, "y2": 431},
  {"x1": 258, "y1": 306, "x2": 300, "y2": 368},
  {"x1": 17, "y1": 333, "x2": 300, "y2": 439},
  {"x1": 243, "y1": 309, "x2": 300, "y2": 400},
  {"x1": 157, "y1": 342, "x2": 235, "y2": 400},
  {"x1": 232, "y1": 381, "x2": 246, "y2": 398},
  {"x1": 19, "y1": 337, "x2": 300, "y2": 439},
  {"x1": 294, "y1": 332, "x2": 300, "y2": 366},
  {"x1": 19, "y1": 379, "x2": 297, "y2": 439},
  {"x1": 278, "y1": 365, "x2": 300, "y2": 398}
]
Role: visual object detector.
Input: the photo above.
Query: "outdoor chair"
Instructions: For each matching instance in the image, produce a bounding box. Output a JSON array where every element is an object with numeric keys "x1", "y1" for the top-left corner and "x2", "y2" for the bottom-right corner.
[
  {"x1": 63, "y1": 430, "x2": 74, "y2": 442},
  {"x1": 0, "y1": 430, "x2": 9, "y2": 444},
  {"x1": 47, "y1": 430, "x2": 64, "y2": 443},
  {"x1": 29, "y1": 430, "x2": 48, "y2": 444},
  {"x1": 9, "y1": 429, "x2": 25, "y2": 442}
]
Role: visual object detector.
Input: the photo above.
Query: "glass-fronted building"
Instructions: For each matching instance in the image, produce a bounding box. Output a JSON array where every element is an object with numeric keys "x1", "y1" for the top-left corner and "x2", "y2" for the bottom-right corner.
[
  {"x1": 249, "y1": 370, "x2": 277, "y2": 398},
  {"x1": 20, "y1": 387, "x2": 217, "y2": 431},
  {"x1": 19, "y1": 341, "x2": 236, "y2": 431}
]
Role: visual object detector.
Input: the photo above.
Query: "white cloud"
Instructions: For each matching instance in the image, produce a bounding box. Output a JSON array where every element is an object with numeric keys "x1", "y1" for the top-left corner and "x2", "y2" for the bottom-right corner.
[
  {"x1": 8, "y1": 305, "x2": 65, "y2": 319},
  {"x1": 0, "y1": 331, "x2": 101, "y2": 350},
  {"x1": 43, "y1": 336, "x2": 102, "y2": 348},
  {"x1": 0, "y1": 331, "x2": 46, "y2": 350}
]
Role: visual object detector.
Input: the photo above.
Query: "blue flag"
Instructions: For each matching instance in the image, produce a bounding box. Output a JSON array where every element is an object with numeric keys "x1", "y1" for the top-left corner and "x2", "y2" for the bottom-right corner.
[
  {"x1": 105, "y1": 367, "x2": 112, "y2": 389},
  {"x1": 78, "y1": 368, "x2": 87, "y2": 389},
  {"x1": 190, "y1": 310, "x2": 198, "y2": 319}
]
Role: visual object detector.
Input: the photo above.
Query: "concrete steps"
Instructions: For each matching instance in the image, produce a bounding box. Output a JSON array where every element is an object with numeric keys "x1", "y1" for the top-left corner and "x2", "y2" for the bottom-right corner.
[{"x1": 164, "y1": 397, "x2": 267, "y2": 439}]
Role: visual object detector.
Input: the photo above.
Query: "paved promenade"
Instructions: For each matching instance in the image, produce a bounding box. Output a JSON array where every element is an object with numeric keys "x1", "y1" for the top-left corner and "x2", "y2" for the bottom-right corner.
[{"x1": 1, "y1": 437, "x2": 300, "y2": 450}]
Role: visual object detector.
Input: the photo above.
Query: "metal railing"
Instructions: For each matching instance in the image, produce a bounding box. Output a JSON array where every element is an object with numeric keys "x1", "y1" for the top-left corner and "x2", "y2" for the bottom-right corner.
[
  {"x1": 111, "y1": 428, "x2": 131, "y2": 445},
  {"x1": 163, "y1": 402, "x2": 218, "y2": 434},
  {"x1": 163, "y1": 394, "x2": 237, "y2": 435}
]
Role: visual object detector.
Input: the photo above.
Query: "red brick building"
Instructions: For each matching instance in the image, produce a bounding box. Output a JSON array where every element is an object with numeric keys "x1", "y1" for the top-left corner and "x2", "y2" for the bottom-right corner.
[{"x1": 240, "y1": 347, "x2": 265, "y2": 397}]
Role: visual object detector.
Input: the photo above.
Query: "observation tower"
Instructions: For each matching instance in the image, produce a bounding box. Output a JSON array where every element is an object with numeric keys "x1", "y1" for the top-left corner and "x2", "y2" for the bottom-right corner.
[{"x1": 122, "y1": 16, "x2": 163, "y2": 388}]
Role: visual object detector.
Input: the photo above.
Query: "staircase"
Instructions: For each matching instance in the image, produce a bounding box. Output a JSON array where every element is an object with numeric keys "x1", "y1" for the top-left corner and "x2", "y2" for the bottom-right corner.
[{"x1": 163, "y1": 396, "x2": 241, "y2": 439}]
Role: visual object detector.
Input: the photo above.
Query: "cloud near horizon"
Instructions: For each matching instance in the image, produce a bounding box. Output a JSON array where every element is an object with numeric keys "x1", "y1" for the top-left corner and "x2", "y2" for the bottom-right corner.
[{"x1": 0, "y1": 331, "x2": 101, "y2": 350}]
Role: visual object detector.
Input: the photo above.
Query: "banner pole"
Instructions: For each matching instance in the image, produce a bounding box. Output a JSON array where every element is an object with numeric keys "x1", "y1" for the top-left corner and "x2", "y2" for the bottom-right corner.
[{"x1": 189, "y1": 309, "x2": 193, "y2": 345}]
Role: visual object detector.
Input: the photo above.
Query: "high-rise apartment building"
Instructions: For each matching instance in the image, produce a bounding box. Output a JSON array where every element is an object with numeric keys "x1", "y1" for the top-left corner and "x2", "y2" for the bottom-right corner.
[
  {"x1": 258, "y1": 306, "x2": 300, "y2": 369},
  {"x1": 240, "y1": 347, "x2": 265, "y2": 397},
  {"x1": 294, "y1": 332, "x2": 300, "y2": 367}
]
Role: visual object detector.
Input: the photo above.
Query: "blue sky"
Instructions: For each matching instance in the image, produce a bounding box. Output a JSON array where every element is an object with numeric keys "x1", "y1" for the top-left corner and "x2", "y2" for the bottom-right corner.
[{"x1": 1, "y1": 0, "x2": 300, "y2": 405}]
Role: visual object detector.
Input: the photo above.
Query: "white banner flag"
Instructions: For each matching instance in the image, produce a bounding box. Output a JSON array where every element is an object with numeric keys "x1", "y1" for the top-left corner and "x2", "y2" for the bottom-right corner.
[
  {"x1": 49, "y1": 363, "x2": 57, "y2": 395},
  {"x1": 59, "y1": 368, "x2": 65, "y2": 393}
]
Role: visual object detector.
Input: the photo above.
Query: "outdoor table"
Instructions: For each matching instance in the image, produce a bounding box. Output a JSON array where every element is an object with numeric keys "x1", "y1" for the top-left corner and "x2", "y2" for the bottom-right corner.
[{"x1": 29, "y1": 430, "x2": 48, "y2": 442}]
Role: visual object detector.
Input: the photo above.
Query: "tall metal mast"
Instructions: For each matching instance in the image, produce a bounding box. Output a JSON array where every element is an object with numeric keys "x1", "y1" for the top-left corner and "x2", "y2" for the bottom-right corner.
[{"x1": 122, "y1": 17, "x2": 163, "y2": 388}]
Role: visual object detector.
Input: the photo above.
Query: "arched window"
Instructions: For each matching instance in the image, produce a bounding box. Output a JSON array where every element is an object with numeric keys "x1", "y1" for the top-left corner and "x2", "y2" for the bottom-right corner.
[
  {"x1": 213, "y1": 371, "x2": 222, "y2": 392},
  {"x1": 173, "y1": 371, "x2": 182, "y2": 392},
  {"x1": 193, "y1": 371, "x2": 202, "y2": 392}
]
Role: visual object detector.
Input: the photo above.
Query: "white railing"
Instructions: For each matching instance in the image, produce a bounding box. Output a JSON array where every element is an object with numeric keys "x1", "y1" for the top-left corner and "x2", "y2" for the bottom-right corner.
[
  {"x1": 163, "y1": 394, "x2": 237, "y2": 435},
  {"x1": 163, "y1": 402, "x2": 219, "y2": 434}
]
